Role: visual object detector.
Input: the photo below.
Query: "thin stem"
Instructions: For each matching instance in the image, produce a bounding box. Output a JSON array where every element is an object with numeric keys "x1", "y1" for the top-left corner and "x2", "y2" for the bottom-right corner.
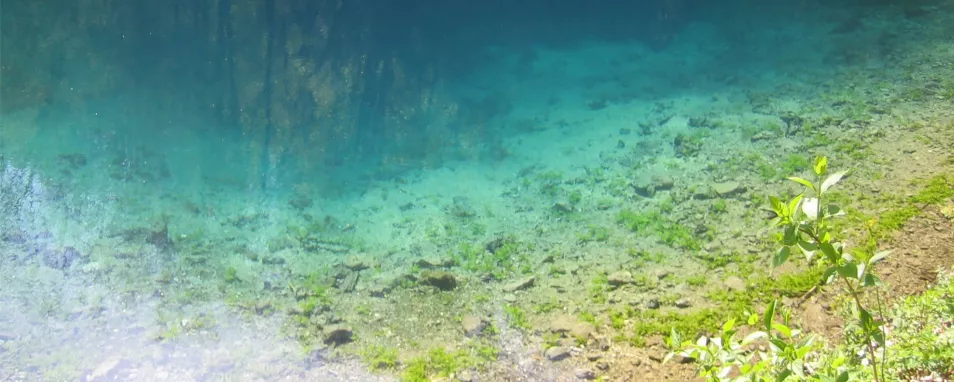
[
  {"x1": 875, "y1": 287, "x2": 888, "y2": 379},
  {"x1": 841, "y1": 277, "x2": 881, "y2": 382}
]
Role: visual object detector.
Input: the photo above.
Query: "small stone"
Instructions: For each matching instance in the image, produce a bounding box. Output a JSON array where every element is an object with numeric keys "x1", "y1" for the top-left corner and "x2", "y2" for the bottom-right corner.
[
  {"x1": 575, "y1": 368, "x2": 597, "y2": 380},
  {"x1": 654, "y1": 269, "x2": 671, "y2": 280},
  {"x1": 750, "y1": 131, "x2": 775, "y2": 142},
  {"x1": 723, "y1": 276, "x2": 746, "y2": 292},
  {"x1": 419, "y1": 270, "x2": 458, "y2": 291},
  {"x1": 255, "y1": 302, "x2": 271, "y2": 315},
  {"x1": 607, "y1": 271, "x2": 634, "y2": 286},
  {"x1": 711, "y1": 182, "x2": 745, "y2": 197},
  {"x1": 461, "y1": 315, "x2": 486, "y2": 337},
  {"x1": 586, "y1": 353, "x2": 602, "y2": 361},
  {"x1": 322, "y1": 325, "x2": 353, "y2": 345},
  {"x1": 596, "y1": 361, "x2": 610, "y2": 371},
  {"x1": 692, "y1": 184, "x2": 713, "y2": 199},
  {"x1": 675, "y1": 298, "x2": 692, "y2": 308},
  {"x1": 414, "y1": 256, "x2": 453, "y2": 268},
  {"x1": 545, "y1": 346, "x2": 572, "y2": 361},
  {"x1": 652, "y1": 174, "x2": 675, "y2": 190},
  {"x1": 646, "y1": 299, "x2": 660, "y2": 309},
  {"x1": 368, "y1": 284, "x2": 390, "y2": 298},
  {"x1": 344, "y1": 256, "x2": 369, "y2": 271},
  {"x1": 550, "y1": 315, "x2": 597, "y2": 339},
  {"x1": 502, "y1": 276, "x2": 535, "y2": 292},
  {"x1": 631, "y1": 179, "x2": 655, "y2": 197},
  {"x1": 457, "y1": 369, "x2": 474, "y2": 382}
]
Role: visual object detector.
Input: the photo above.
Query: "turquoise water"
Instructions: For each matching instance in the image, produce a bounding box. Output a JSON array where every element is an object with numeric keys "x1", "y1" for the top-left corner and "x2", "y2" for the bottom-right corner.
[{"x1": 2, "y1": 1, "x2": 953, "y2": 381}]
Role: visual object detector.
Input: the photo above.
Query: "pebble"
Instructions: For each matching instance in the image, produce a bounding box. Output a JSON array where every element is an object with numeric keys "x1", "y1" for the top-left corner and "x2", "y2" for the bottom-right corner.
[
  {"x1": 545, "y1": 346, "x2": 571, "y2": 361},
  {"x1": 575, "y1": 368, "x2": 597, "y2": 380}
]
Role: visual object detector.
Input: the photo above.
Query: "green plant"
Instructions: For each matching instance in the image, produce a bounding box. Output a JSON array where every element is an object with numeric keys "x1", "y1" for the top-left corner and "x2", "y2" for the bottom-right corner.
[
  {"x1": 770, "y1": 156, "x2": 889, "y2": 381},
  {"x1": 668, "y1": 157, "x2": 891, "y2": 381},
  {"x1": 362, "y1": 345, "x2": 399, "y2": 369},
  {"x1": 504, "y1": 305, "x2": 531, "y2": 330},
  {"x1": 886, "y1": 269, "x2": 954, "y2": 379},
  {"x1": 666, "y1": 302, "x2": 860, "y2": 381}
]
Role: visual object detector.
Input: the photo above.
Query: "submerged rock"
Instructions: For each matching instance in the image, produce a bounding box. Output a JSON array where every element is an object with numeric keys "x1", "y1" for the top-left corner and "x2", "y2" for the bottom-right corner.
[
  {"x1": 461, "y1": 315, "x2": 486, "y2": 337},
  {"x1": 322, "y1": 325, "x2": 353, "y2": 345},
  {"x1": 545, "y1": 346, "x2": 572, "y2": 361},
  {"x1": 607, "y1": 271, "x2": 634, "y2": 286},
  {"x1": 630, "y1": 178, "x2": 655, "y2": 197},
  {"x1": 343, "y1": 255, "x2": 372, "y2": 271},
  {"x1": 711, "y1": 181, "x2": 745, "y2": 197},
  {"x1": 652, "y1": 174, "x2": 675, "y2": 190},
  {"x1": 575, "y1": 368, "x2": 597, "y2": 380},
  {"x1": 550, "y1": 314, "x2": 596, "y2": 339},
  {"x1": 419, "y1": 270, "x2": 458, "y2": 291},
  {"x1": 502, "y1": 276, "x2": 535, "y2": 292},
  {"x1": 43, "y1": 246, "x2": 81, "y2": 270},
  {"x1": 414, "y1": 256, "x2": 453, "y2": 268}
]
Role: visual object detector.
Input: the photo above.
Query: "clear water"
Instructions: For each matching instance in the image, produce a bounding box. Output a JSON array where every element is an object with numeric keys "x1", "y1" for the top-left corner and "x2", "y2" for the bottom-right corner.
[{"x1": 1, "y1": 1, "x2": 951, "y2": 381}]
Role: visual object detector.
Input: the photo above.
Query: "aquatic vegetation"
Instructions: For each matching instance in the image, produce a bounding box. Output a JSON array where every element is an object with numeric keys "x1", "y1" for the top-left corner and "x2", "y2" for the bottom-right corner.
[
  {"x1": 673, "y1": 130, "x2": 709, "y2": 158},
  {"x1": 780, "y1": 154, "x2": 811, "y2": 175},
  {"x1": 577, "y1": 223, "x2": 610, "y2": 243},
  {"x1": 361, "y1": 345, "x2": 400, "y2": 370},
  {"x1": 616, "y1": 208, "x2": 702, "y2": 250},
  {"x1": 503, "y1": 305, "x2": 531, "y2": 330}
]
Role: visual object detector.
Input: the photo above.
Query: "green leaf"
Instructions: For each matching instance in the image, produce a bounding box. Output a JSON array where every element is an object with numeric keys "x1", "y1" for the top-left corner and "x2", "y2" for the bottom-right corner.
[
  {"x1": 787, "y1": 177, "x2": 816, "y2": 192},
  {"x1": 871, "y1": 328, "x2": 886, "y2": 346},
  {"x1": 823, "y1": 266, "x2": 838, "y2": 284},
  {"x1": 772, "y1": 322, "x2": 793, "y2": 338},
  {"x1": 769, "y1": 196, "x2": 786, "y2": 216},
  {"x1": 813, "y1": 156, "x2": 828, "y2": 176},
  {"x1": 662, "y1": 351, "x2": 675, "y2": 364},
  {"x1": 869, "y1": 250, "x2": 891, "y2": 264},
  {"x1": 667, "y1": 328, "x2": 681, "y2": 350},
  {"x1": 859, "y1": 307, "x2": 876, "y2": 329},
  {"x1": 763, "y1": 300, "x2": 777, "y2": 332},
  {"x1": 796, "y1": 239, "x2": 818, "y2": 262},
  {"x1": 783, "y1": 225, "x2": 798, "y2": 246},
  {"x1": 836, "y1": 371, "x2": 850, "y2": 382},
  {"x1": 740, "y1": 363, "x2": 753, "y2": 374},
  {"x1": 820, "y1": 242, "x2": 840, "y2": 263},
  {"x1": 837, "y1": 263, "x2": 858, "y2": 280},
  {"x1": 862, "y1": 273, "x2": 881, "y2": 287},
  {"x1": 773, "y1": 246, "x2": 791, "y2": 268},
  {"x1": 788, "y1": 194, "x2": 804, "y2": 218},
  {"x1": 820, "y1": 170, "x2": 848, "y2": 193},
  {"x1": 776, "y1": 369, "x2": 793, "y2": 382},
  {"x1": 747, "y1": 312, "x2": 759, "y2": 326},
  {"x1": 722, "y1": 318, "x2": 736, "y2": 335},
  {"x1": 742, "y1": 331, "x2": 768, "y2": 345},
  {"x1": 769, "y1": 337, "x2": 790, "y2": 352},
  {"x1": 826, "y1": 204, "x2": 845, "y2": 218}
]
